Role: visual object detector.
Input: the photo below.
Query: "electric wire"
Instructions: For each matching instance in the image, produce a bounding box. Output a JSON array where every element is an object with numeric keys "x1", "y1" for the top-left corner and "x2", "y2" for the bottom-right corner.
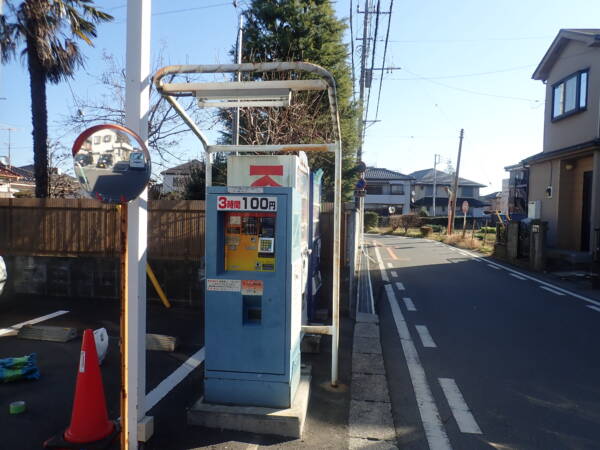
[
  {"x1": 374, "y1": 0, "x2": 394, "y2": 119},
  {"x1": 350, "y1": 0, "x2": 356, "y2": 100},
  {"x1": 363, "y1": 0, "x2": 381, "y2": 130}
]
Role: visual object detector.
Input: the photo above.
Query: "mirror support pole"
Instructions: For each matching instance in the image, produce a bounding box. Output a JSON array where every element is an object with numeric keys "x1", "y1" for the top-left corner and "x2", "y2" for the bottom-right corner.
[{"x1": 125, "y1": 0, "x2": 152, "y2": 448}]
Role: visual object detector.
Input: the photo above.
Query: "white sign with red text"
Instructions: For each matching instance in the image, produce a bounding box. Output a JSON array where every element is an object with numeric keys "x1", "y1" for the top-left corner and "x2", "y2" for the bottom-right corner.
[{"x1": 216, "y1": 195, "x2": 277, "y2": 212}]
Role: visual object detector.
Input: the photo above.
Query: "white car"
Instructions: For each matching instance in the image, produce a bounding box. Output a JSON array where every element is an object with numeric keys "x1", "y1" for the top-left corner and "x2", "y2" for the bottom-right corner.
[{"x1": 129, "y1": 152, "x2": 146, "y2": 170}]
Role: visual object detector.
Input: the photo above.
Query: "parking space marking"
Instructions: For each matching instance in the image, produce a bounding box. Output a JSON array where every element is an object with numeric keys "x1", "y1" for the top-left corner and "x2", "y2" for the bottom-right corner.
[
  {"x1": 439, "y1": 378, "x2": 482, "y2": 434},
  {"x1": 145, "y1": 347, "x2": 205, "y2": 413},
  {"x1": 395, "y1": 282, "x2": 405, "y2": 291},
  {"x1": 403, "y1": 297, "x2": 417, "y2": 311},
  {"x1": 487, "y1": 264, "x2": 501, "y2": 270},
  {"x1": 509, "y1": 273, "x2": 526, "y2": 280},
  {"x1": 0, "y1": 310, "x2": 69, "y2": 337},
  {"x1": 586, "y1": 305, "x2": 600, "y2": 313},
  {"x1": 386, "y1": 285, "x2": 452, "y2": 450},
  {"x1": 415, "y1": 325, "x2": 437, "y2": 348},
  {"x1": 391, "y1": 271, "x2": 398, "y2": 278},
  {"x1": 539, "y1": 286, "x2": 565, "y2": 296},
  {"x1": 374, "y1": 245, "x2": 389, "y2": 282}
]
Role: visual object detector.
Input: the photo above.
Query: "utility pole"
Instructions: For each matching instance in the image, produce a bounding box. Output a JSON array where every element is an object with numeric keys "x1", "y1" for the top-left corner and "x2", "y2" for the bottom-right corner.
[
  {"x1": 357, "y1": 0, "x2": 369, "y2": 162},
  {"x1": 447, "y1": 129, "x2": 464, "y2": 235},
  {"x1": 232, "y1": 4, "x2": 243, "y2": 147},
  {"x1": 432, "y1": 153, "x2": 440, "y2": 216}
]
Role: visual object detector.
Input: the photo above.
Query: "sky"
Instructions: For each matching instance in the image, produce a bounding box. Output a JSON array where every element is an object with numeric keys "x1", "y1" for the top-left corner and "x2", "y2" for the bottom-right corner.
[{"x1": 1, "y1": 0, "x2": 599, "y2": 194}]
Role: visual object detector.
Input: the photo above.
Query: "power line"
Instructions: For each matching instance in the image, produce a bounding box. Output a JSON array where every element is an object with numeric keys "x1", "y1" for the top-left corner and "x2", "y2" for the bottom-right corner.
[
  {"x1": 387, "y1": 36, "x2": 553, "y2": 43},
  {"x1": 350, "y1": 0, "x2": 356, "y2": 99},
  {"x1": 363, "y1": 0, "x2": 381, "y2": 130},
  {"x1": 387, "y1": 63, "x2": 535, "y2": 80},
  {"x1": 401, "y1": 67, "x2": 542, "y2": 103},
  {"x1": 374, "y1": 0, "x2": 393, "y2": 119}
]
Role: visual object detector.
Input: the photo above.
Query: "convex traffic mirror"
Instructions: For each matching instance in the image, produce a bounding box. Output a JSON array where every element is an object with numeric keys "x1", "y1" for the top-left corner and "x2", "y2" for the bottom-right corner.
[{"x1": 72, "y1": 124, "x2": 151, "y2": 203}]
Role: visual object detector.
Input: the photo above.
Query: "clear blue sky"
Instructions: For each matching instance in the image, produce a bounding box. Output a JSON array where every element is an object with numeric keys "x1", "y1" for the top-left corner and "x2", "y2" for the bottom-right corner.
[{"x1": 1, "y1": 0, "x2": 599, "y2": 193}]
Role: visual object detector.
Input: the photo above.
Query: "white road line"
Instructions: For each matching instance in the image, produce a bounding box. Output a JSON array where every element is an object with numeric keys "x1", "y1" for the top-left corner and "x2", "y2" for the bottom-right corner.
[
  {"x1": 387, "y1": 262, "x2": 393, "y2": 268},
  {"x1": 415, "y1": 325, "x2": 437, "y2": 348},
  {"x1": 374, "y1": 245, "x2": 389, "y2": 282},
  {"x1": 391, "y1": 271, "x2": 398, "y2": 278},
  {"x1": 395, "y1": 282, "x2": 405, "y2": 291},
  {"x1": 386, "y1": 285, "x2": 452, "y2": 450},
  {"x1": 586, "y1": 305, "x2": 600, "y2": 313},
  {"x1": 438, "y1": 378, "x2": 482, "y2": 434},
  {"x1": 540, "y1": 285, "x2": 566, "y2": 296},
  {"x1": 0, "y1": 310, "x2": 69, "y2": 337},
  {"x1": 403, "y1": 297, "x2": 417, "y2": 312},
  {"x1": 487, "y1": 264, "x2": 501, "y2": 270},
  {"x1": 386, "y1": 247, "x2": 398, "y2": 260},
  {"x1": 509, "y1": 273, "x2": 526, "y2": 281},
  {"x1": 437, "y1": 242, "x2": 600, "y2": 309},
  {"x1": 145, "y1": 347, "x2": 205, "y2": 413}
]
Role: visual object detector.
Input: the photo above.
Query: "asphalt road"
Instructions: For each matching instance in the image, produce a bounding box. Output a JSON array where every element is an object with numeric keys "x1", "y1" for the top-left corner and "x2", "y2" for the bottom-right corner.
[
  {"x1": 368, "y1": 234, "x2": 600, "y2": 450},
  {"x1": 79, "y1": 165, "x2": 150, "y2": 202}
]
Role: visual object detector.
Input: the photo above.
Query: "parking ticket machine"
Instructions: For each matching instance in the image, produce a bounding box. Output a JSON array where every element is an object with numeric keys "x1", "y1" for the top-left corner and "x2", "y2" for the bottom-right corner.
[{"x1": 204, "y1": 186, "x2": 303, "y2": 408}]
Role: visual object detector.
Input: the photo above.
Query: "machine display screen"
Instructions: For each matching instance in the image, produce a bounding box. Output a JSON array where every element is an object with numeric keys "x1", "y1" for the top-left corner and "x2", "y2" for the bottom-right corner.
[{"x1": 224, "y1": 212, "x2": 276, "y2": 271}]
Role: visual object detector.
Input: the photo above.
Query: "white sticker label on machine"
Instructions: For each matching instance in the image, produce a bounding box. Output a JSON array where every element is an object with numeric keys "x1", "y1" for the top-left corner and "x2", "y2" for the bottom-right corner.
[
  {"x1": 207, "y1": 279, "x2": 241, "y2": 292},
  {"x1": 217, "y1": 196, "x2": 277, "y2": 211}
]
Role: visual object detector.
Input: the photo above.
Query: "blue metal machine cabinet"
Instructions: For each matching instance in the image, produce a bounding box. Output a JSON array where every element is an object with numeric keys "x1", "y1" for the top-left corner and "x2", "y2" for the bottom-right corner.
[{"x1": 204, "y1": 186, "x2": 303, "y2": 408}]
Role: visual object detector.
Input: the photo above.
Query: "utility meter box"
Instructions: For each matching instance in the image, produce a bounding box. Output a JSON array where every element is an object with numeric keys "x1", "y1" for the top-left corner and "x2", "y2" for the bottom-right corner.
[{"x1": 204, "y1": 186, "x2": 304, "y2": 408}]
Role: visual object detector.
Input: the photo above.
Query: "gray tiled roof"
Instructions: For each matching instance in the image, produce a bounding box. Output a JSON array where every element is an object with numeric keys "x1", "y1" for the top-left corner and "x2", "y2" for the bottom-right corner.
[
  {"x1": 161, "y1": 159, "x2": 204, "y2": 175},
  {"x1": 365, "y1": 167, "x2": 413, "y2": 180},
  {"x1": 409, "y1": 169, "x2": 486, "y2": 187}
]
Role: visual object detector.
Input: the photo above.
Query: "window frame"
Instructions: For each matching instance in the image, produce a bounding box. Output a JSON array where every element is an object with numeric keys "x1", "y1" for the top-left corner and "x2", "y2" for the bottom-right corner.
[
  {"x1": 551, "y1": 69, "x2": 589, "y2": 121},
  {"x1": 390, "y1": 184, "x2": 405, "y2": 195}
]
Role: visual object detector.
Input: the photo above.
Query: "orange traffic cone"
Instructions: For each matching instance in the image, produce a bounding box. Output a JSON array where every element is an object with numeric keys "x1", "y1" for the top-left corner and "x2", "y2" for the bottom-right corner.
[{"x1": 44, "y1": 329, "x2": 119, "y2": 449}]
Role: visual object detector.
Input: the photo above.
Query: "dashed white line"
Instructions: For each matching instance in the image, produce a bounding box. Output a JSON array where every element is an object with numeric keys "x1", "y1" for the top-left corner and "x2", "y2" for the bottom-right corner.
[
  {"x1": 386, "y1": 285, "x2": 452, "y2": 450},
  {"x1": 415, "y1": 325, "x2": 437, "y2": 348},
  {"x1": 391, "y1": 271, "x2": 398, "y2": 278},
  {"x1": 509, "y1": 273, "x2": 526, "y2": 281},
  {"x1": 403, "y1": 297, "x2": 417, "y2": 311},
  {"x1": 395, "y1": 282, "x2": 405, "y2": 291},
  {"x1": 0, "y1": 310, "x2": 70, "y2": 337},
  {"x1": 438, "y1": 378, "x2": 482, "y2": 434},
  {"x1": 487, "y1": 264, "x2": 501, "y2": 270},
  {"x1": 586, "y1": 305, "x2": 600, "y2": 313},
  {"x1": 373, "y1": 245, "x2": 389, "y2": 282},
  {"x1": 540, "y1": 285, "x2": 566, "y2": 296}
]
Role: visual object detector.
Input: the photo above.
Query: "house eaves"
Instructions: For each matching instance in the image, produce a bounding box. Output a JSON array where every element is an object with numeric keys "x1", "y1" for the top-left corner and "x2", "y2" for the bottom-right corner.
[
  {"x1": 533, "y1": 29, "x2": 600, "y2": 81},
  {"x1": 521, "y1": 138, "x2": 600, "y2": 165}
]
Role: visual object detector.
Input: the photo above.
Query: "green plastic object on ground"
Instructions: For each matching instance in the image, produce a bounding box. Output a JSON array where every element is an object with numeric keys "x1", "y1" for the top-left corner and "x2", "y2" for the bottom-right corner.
[
  {"x1": 0, "y1": 354, "x2": 40, "y2": 383},
  {"x1": 9, "y1": 401, "x2": 26, "y2": 414}
]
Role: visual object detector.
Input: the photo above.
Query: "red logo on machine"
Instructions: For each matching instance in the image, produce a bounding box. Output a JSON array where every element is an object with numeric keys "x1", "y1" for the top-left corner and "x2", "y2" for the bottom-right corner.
[{"x1": 249, "y1": 165, "x2": 283, "y2": 187}]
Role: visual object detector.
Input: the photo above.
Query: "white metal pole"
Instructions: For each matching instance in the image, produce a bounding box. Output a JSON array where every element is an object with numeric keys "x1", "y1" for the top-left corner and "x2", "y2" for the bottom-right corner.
[
  {"x1": 125, "y1": 0, "x2": 151, "y2": 448},
  {"x1": 331, "y1": 140, "x2": 342, "y2": 386},
  {"x1": 232, "y1": 13, "x2": 243, "y2": 147}
]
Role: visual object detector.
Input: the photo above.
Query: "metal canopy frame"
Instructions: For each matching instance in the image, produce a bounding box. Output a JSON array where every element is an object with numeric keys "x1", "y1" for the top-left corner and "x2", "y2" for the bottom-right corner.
[{"x1": 154, "y1": 62, "x2": 343, "y2": 386}]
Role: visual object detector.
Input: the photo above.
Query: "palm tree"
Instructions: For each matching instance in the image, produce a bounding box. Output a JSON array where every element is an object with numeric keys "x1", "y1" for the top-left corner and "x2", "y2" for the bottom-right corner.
[{"x1": 0, "y1": 0, "x2": 112, "y2": 197}]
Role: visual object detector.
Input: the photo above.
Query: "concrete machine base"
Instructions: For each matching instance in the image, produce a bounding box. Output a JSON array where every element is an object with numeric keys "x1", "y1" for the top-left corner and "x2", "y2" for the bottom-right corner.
[{"x1": 187, "y1": 373, "x2": 311, "y2": 439}]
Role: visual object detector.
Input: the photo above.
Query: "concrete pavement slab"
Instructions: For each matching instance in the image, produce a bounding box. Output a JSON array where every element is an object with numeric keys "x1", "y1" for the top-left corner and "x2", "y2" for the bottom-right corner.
[
  {"x1": 351, "y1": 373, "x2": 390, "y2": 402},
  {"x1": 353, "y1": 336, "x2": 382, "y2": 354},
  {"x1": 356, "y1": 312, "x2": 379, "y2": 323},
  {"x1": 352, "y1": 353, "x2": 385, "y2": 375},
  {"x1": 349, "y1": 400, "x2": 396, "y2": 441},
  {"x1": 349, "y1": 438, "x2": 398, "y2": 449},
  {"x1": 354, "y1": 322, "x2": 380, "y2": 338}
]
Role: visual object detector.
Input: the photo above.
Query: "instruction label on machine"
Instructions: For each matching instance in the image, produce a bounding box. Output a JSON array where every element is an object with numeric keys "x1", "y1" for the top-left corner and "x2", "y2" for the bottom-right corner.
[
  {"x1": 241, "y1": 280, "x2": 264, "y2": 295},
  {"x1": 217, "y1": 196, "x2": 277, "y2": 212},
  {"x1": 207, "y1": 279, "x2": 241, "y2": 292}
]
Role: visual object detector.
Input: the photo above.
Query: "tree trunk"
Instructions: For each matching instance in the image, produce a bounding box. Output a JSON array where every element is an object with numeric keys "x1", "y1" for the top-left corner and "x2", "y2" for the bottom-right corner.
[{"x1": 26, "y1": 34, "x2": 49, "y2": 198}]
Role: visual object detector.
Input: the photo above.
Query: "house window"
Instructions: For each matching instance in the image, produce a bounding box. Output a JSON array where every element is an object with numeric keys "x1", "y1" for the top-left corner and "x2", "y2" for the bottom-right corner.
[
  {"x1": 552, "y1": 70, "x2": 588, "y2": 120},
  {"x1": 103, "y1": 135, "x2": 112, "y2": 143},
  {"x1": 390, "y1": 184, "x2": 405, "y2": 195},
  {"x1": 366, "y1": 185, "x2": 383, "y2": 195},
  {"x1": 93, "y1": 136, "x2": 101, "y2": 145},
  {"x1": 461, "y1": 186, "x2": 474, "y2": 197}
]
